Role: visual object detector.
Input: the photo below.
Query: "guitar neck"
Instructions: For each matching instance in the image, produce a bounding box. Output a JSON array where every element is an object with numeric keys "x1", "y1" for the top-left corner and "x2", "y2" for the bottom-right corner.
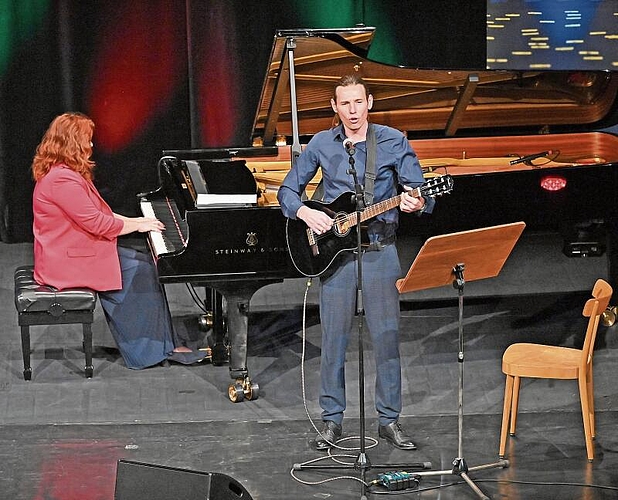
[
  {"x1": 354, "y1": 186, "x2": 421, "y2": 224},
  {"x1": 359, "y1": 193, "x2": 400, "y2": 223}
]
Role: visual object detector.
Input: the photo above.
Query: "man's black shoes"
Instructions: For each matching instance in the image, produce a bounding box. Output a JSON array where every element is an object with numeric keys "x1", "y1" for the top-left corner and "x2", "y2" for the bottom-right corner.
[
  {"x1": 313, "y1": 420, "x2": 342, "y2": 451},
  {"x1": 312, "y1": 420, "x2": 415, "y2": 451},
  {"x1": 378, "y1": 420, "x2": 417, "y2": 450}
]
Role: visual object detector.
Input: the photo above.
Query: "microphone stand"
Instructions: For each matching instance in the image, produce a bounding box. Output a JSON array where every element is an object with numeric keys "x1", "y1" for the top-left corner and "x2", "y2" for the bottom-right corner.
[
  {"x1": 346, "y1": 148, "x2": 432, "y2": 497},
  {"x1": 346, "y1": 148, "x2": 371, "y2": 498}
]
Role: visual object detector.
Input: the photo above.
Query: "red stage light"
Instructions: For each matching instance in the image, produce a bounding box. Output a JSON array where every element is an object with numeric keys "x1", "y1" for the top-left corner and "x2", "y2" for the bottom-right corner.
[
  {"x1": 540, "y1": 175, "x2": 567, "y2": 191},
  {"x1": 86, "y1": 2, "x2": 186, "y2": 153}
]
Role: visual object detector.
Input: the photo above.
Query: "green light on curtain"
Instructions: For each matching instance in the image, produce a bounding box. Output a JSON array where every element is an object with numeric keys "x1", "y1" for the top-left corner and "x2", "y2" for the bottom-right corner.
[
  {"x1": 293, "y1": 0, "x2": 357, "y2": 28},
  {"x1": 291, "y1": 0, "x2": 400, "y2": 66},
  {"x1": 0, "y1": 0, "x2": 50, "y2": 76},
  {"x1": 363, "y1": 3, "x2": 399, "y2": 66}
]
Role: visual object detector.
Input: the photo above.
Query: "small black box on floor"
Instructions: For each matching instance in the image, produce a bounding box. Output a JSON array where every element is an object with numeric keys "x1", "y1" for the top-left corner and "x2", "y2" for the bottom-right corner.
[{"x1": 114, "y1": 460, "x2": 253, "y2": 500}]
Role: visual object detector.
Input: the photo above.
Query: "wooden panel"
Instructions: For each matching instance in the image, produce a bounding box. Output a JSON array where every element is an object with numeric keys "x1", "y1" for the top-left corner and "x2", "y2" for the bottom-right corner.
[{"x1": 244, "y1": 132, "x2": 618, "y2": 206}]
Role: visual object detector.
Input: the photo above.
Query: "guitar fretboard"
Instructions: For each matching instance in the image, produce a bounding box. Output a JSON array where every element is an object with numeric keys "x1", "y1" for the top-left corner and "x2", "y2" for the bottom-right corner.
[{"x1": 340, "y1": 187, "x2": 420, "y2": 232}]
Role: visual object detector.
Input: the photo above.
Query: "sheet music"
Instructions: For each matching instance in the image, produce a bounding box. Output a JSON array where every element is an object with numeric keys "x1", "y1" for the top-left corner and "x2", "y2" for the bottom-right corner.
[
  {"x1": 185, "y1": 159, "x2": 257, "y2": 208},
  {"x1": 196, "y1": 193, "x2": 257, "y2": 208}
]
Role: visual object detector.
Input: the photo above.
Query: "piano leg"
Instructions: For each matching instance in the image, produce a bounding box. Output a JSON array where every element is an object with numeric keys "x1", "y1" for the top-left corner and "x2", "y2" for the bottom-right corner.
[
  {"x1": 210, "y1": 281, "x2": 282, "y2": 403},
  {"x1": 225, "y1": 293, "x2": 258, "y2": 403},
  {"x1": 226, "y1": 295, "x2": 249, "y2": 380}
]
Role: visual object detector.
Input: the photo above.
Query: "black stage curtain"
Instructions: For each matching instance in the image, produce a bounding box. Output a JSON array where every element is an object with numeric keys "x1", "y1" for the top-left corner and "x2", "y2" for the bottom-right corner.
[{"x1": 0, "y1": 0, "x2": 485, "y2": 243}]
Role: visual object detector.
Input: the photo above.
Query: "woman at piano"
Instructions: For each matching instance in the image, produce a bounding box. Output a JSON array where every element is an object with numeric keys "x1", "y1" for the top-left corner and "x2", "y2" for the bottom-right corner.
[{"x1": 30, "y1": 112, "x2": 206, "y2": 369}]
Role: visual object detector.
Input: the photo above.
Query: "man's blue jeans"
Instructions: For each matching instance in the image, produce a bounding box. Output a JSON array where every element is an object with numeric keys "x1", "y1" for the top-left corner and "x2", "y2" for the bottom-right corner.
[{"x1": 318, "y1": 243, "x2": 403, "y2": 427}]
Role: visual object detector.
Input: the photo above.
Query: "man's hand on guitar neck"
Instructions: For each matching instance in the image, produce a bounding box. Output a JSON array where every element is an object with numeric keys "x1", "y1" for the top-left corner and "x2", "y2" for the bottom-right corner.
[
  {"x1": 400, "y1": 186, "x2": 425, "y2": 213},
  {"x1": 297, "y1": 205, "x2": 333, "y2": 235}
]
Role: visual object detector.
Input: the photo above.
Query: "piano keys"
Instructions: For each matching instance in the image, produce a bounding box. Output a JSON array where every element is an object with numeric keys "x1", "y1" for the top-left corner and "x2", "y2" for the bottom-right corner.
[{"x1": 140, "y1": 197, "x2": 187, "y2": 256}]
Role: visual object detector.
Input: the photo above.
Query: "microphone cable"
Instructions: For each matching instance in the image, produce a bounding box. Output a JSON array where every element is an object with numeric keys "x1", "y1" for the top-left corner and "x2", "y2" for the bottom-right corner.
[{"x1": 290, "y1": 277, "x2": 378, "y2": 488}]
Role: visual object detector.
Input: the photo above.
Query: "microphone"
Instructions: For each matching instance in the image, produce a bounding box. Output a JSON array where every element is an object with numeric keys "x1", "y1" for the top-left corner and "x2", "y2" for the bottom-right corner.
[
  {"x1": 509, "y1": 150, "x2": 553, "y2": 165},
  {"x1": 343, "y1": 138, "x2": 356, "y2": 156}
]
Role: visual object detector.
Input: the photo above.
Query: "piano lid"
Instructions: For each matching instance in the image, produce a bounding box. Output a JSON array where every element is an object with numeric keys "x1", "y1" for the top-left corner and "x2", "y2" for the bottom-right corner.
[{"x1": 252, "y1": 27, "x2": 618, "y2": 145}]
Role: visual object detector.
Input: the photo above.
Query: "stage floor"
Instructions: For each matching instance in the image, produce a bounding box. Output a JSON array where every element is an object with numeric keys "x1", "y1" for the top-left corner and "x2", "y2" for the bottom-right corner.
[{"x1": 1, "y1": 235, "x2": 617, "y2": 499}]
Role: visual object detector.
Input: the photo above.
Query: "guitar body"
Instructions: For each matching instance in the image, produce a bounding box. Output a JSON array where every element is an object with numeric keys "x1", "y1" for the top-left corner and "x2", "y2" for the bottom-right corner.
[
  {"x1": 286, "y1": 193, "x2": 362, "y2": 277},
  {"x1": 285, "y1": 175, "x2": 454, "y2": 277}
]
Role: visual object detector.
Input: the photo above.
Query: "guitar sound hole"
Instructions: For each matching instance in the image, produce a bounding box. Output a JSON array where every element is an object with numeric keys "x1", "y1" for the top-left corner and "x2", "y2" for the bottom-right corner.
[{"x1": 332, "y1": 213, "x2": 351, "y2": 237}]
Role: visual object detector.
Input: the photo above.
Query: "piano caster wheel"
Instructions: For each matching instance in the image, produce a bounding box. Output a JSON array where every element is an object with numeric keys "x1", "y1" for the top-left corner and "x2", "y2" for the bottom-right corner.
[
  {"x1": 246, "y1": 381, "x2": 259, "y2": 401},
  {"x1": 227, "y1": 378, "x2": 260, "y2": 403},
  {"x1": 228, "y1": 382, "x2": 245, "y2": 403}
]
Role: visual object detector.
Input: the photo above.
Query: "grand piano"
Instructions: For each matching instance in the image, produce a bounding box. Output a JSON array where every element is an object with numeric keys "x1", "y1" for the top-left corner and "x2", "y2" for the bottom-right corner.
[{"x1": 139, "y1": 27, "x2": 618, "y2": 402}]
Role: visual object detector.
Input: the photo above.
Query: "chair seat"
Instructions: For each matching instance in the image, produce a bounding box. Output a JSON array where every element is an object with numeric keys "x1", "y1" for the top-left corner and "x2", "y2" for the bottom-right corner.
[
  {"x1": 502, "y1": 343, "x2": 582, "y2": 380},
  {"x1": 14, "y1": 265, "x2": 97, "y2": 380},
  {"x1": 14, "y1": 265, "x2": 96, "y2": 315}
]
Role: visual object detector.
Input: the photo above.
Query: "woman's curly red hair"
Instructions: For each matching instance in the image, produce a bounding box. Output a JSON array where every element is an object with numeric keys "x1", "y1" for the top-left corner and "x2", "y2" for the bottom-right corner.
[{"x1": 32, "y1": 112, "x2": 95, "y2": 181}]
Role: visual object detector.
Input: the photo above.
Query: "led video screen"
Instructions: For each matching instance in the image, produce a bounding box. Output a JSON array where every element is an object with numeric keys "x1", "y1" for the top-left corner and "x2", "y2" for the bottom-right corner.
[{"x1": 487, "y1": 0, "x2": 618, "y2": 70}]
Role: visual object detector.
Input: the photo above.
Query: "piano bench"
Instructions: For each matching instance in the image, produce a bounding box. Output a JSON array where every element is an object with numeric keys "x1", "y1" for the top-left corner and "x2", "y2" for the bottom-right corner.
[{"x1": 14, "y1": 265, "x2": 97, "y2": 380}]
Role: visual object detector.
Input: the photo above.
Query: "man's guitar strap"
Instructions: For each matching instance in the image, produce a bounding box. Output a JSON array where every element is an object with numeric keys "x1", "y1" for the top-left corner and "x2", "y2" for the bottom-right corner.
[{"x1": 364, "y1": 122, "x2": 376, "y2": 206}]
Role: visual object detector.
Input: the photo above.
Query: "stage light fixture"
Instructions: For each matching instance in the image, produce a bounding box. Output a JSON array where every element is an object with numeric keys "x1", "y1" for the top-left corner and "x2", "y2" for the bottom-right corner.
[
  {"x1": 562, "y1": 220, "x2": 606, "y2": 258},
  {"x1": 540, "y1": 175, "x2": 567, "y2": 191}
]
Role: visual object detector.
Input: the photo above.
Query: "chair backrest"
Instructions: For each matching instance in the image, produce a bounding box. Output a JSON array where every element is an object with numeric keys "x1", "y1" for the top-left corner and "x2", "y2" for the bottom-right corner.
[{"x1": 581, "y1": 279, "x2": 613, "y2": 370}]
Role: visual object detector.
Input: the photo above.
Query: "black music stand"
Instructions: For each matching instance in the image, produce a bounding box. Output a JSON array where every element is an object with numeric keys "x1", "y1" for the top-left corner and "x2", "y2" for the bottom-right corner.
[{"x1": 396, "y1": 221, "x2": 526, "y2": 500}]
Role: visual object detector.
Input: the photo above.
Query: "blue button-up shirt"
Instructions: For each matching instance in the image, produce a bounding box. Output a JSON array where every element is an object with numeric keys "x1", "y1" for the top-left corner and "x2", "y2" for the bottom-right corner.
[{"x1": 278, "y1": 123, "x2": 433, "y2": 227}]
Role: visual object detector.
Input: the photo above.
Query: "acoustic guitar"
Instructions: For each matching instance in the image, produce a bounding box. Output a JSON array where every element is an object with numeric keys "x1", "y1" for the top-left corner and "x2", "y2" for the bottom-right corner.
[{"x1": 286, "y1": 175, "x2": 454, "y2": 277}]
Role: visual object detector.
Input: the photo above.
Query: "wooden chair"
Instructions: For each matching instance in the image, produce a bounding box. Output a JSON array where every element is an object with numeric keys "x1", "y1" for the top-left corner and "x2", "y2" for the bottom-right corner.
[{"x1": 499, "y1": 278, "x2": 612, "y2": 462}]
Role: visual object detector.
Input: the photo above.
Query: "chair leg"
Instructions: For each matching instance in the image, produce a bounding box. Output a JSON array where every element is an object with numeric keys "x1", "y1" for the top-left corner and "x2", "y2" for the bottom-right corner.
[
  {"x1": 82, "y1": 322, "x2": 94, "y2": 378},
  {"x1": 579, "y1": 374, "x2": 595, "y2": 461},
  {"x1": 587, "y1": 367, "x2": 595, "y2": 439},
  {"x1": 499, "y1": 374, "x2": 514, "y2": 458},
  {"x1": 510, "y1": 376, "x2": 521, "y2": 435},
  {"x1": 20, "y1": 325, "x2": 32, "y2": 381}
]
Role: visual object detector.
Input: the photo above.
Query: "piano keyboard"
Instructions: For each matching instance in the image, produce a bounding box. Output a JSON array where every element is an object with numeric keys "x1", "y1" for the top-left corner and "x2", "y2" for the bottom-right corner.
[{"x1": 140, "y1": 199, "x2": 188, "y2": 256}]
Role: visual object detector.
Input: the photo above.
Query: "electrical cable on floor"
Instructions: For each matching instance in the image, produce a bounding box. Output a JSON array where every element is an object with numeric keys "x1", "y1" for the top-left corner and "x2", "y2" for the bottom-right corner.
[
  {"x1": 185, "y1": 282, "x2": 208, "y2": 313},
  {"x1": 475, "y1": 478, "x2": 618, "y2": 493},
  {"x1": 365, "y1": 477, "x2": 618, "y2": 496},
  {"x1": 368, "y1": 479, "x2": 460, "y2": 495},
  {"x1": 289, "y1": 278, "x2": 379, "y2": 489}
]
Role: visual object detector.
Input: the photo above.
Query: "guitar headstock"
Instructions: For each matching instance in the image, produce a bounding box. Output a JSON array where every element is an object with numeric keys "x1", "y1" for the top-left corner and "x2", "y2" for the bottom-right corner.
[{"x1": 421, "y1": 174, "x2": 454, "y2": 197}]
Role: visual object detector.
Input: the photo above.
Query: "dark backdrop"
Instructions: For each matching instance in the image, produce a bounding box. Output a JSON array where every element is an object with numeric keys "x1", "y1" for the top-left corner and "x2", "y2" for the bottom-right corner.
[{"x1": 0, "y1": 0, "x2": 485, "y2": 243}]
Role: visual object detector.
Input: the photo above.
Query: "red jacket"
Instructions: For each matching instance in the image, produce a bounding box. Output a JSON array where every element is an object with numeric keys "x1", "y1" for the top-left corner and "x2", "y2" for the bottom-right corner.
[{"x1": 33, "y1": 165, "x2": 124, "y2": 291}]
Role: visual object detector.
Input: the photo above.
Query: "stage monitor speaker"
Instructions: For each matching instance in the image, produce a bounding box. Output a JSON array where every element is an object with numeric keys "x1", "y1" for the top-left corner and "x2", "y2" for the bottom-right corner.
[{"x1": 114, "y1": 460, "x2": 253, "y2": 500}]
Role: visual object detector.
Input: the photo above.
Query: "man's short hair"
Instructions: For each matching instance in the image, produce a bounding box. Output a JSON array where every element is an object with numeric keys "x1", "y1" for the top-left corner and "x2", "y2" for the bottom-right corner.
[{"x1": 333, "y1": 74, "x2": 369, "y2": 101}]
